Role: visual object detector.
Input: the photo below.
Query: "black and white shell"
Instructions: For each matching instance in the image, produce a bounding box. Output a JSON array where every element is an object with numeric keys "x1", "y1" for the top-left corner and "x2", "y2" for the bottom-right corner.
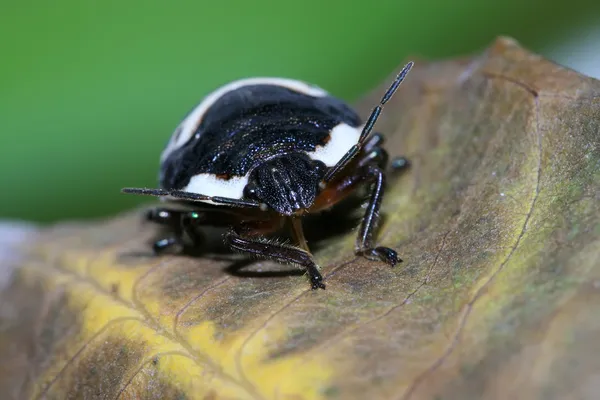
[{"x1": 159, "y1": 77, "x2": 364, "y2": 201}]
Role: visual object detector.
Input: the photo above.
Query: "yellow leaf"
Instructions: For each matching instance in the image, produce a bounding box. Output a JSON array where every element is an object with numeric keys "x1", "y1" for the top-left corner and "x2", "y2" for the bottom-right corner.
[{"x1": 2, "y1": 37, "x2": 600, "y2": 400}]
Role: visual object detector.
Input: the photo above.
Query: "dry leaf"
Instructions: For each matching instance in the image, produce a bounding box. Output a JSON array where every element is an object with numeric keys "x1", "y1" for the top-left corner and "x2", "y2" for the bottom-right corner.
[{"x1": 1, "y1": 37, "x2": 600, "y2": 400}]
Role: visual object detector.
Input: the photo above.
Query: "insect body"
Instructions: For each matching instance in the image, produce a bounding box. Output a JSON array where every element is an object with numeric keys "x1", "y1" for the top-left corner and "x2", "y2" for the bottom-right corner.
[{"x1": 122, "y1": 62, "x2": 413, "y2": 289}]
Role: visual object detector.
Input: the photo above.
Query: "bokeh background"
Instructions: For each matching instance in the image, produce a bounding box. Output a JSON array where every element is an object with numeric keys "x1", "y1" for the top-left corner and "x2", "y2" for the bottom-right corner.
[{"x1": 2, "y1": 1, "x2": 600, "y2": 224}]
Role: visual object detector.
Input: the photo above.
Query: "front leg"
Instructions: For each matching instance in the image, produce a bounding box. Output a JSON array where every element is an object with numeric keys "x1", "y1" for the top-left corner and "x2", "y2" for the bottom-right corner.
[
  {"x1": 354, "y1": 165, "x2": 401, "y2": 266},
  {"x1": 224, "y1": 226, "x2": 325, "y2": 290}
]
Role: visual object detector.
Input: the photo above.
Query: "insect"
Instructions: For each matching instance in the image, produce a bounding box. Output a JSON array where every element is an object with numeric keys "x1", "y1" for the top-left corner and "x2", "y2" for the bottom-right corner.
[{"x1": 122, "y1": 62, "x2": 413, "y2": 289}]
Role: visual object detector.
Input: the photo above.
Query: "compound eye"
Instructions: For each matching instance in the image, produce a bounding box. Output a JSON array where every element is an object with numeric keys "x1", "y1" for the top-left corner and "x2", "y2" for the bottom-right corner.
[
  {"x1": 312, "y1": 160, "x2": 327, "y2": 176},
  {"x1": 244, "y1": 182, "x2": 258, "y2": 199}
]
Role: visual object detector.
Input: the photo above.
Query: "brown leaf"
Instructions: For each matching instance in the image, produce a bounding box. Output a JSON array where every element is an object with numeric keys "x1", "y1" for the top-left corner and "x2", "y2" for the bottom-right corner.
[{"x1": 2, "y1": 37, "x2": 600, "y2": 400}]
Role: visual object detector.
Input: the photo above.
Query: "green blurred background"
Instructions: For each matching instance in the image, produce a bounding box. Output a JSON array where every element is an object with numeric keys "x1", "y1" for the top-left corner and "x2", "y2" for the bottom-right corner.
[{"x1": 2, "y1": 1, "x2": 599, "y2": 223}]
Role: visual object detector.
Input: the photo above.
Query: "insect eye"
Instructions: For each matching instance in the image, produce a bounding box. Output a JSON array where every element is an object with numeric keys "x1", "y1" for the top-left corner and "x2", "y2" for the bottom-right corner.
[
  {"x1": 312, "y1": 161, "x2": 327, "y2": 176},
  {"x1": 244, "y1": 183, "x2": 258, "y2": 199}
]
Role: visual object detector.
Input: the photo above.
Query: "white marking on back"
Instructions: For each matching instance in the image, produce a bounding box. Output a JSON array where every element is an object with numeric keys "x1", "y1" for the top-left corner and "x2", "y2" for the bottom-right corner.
[
  {"x1": 160, "y1": 77, "x2": 329, "y2": 162},
  {"x1": 181, "y1": 122, "x2": 362, "y2": 204},
  {"x1": 307, "y1": 123, "x2": 363, "y2": 166},
  {"x1": 183, "y1": 173, "x2": 250, "y2": 204}
]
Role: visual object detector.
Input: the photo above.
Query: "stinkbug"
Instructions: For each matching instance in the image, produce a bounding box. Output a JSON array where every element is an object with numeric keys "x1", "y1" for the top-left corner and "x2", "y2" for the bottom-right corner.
[{"x1": 122, "y1": 62, "x2": 413, "y2": 289}]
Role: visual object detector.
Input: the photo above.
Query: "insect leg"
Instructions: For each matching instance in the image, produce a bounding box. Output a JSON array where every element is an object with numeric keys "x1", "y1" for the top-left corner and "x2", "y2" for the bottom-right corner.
[
  {"x1": 180, "y1": 211, "x2": 206, "y2": 246},
  {"x1": 322, "y1": 62, "x2": 413, "y2": 184},
  {"x1": 224, "y1": 227, "x2": 326, "y2": 290},
  {"x1": 359, "y1": 147, "x2": 413, "y2": 175},
  {"x1": 146, "y1": 207, "x2": 182, "y2": 225},
  {"x1": 361, "y1": 132, "x2": 414, "y2": 174},
  {"x1": 310, "y1": 150, "x2": 388, "y2": 213},
  {"x1": 146, "y1": 207, "x2": 205, "y2": 253},
  {"x1": 354, "y1": 165, "x2": 400, "y2": 266},
  {"x1": 152, "y1": 237, "x2": 181, "y2": 253},
  {"x1": 288, "y1": 216, "x2": 310, "y2": 252},
  {"x1": 391, "y1": 156, "x2": 410, "y2": 171},
  {"x1": 146, "y1": 208, "x2": 184, "y2": 253},
  {"x1": 358, "y1": 145, "x2": 389, "y2": 170},
  {"x1": 363, "y1": 132, "x2": 385, "y2": 151}
]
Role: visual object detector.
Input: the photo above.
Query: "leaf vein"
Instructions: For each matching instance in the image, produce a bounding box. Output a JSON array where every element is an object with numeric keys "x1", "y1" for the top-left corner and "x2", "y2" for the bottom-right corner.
[
  {"x1": 114, "y1": 350, "x2": 191, "y2": 400},
  {"x1": 397, "y1": 89, "x2": 543, "y2": 400},
  {"x1": 37, "y1": 316, "x2": 143, "y2": 398},
  {"x1": 129, "y1": 259, "x2": 265, "y2": 400},
  {"x1": 234, "y1": 257, "x2": 357, "y2": 396}
]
